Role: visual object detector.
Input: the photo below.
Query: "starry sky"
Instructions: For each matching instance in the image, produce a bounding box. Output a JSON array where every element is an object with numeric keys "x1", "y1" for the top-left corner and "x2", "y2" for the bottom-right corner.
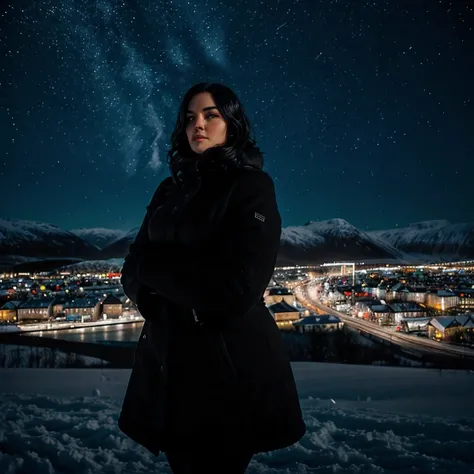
[{"x1": 2, "y1": 0, "x2": 473, "y2": 233}]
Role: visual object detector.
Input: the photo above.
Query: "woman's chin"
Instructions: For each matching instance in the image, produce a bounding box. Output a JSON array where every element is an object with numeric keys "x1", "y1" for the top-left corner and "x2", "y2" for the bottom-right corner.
[{"x1": 191, "y1": 143, "x2": 209, "y2": 154}]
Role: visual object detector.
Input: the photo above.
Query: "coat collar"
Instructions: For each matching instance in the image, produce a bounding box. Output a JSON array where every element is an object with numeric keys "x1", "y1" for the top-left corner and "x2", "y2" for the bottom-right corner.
[{"x1": 173, "y1": 144, "x2": 263, "y2": 185}]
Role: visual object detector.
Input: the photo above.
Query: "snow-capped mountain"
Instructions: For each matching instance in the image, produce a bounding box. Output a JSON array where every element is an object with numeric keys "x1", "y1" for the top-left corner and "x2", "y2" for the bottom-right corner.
[
  {"x1": 0, "y1": 219, "x2": 99, "y2": 260},
  {"x1": 98, "y1": 219, "x2": 405, "y2": 264},
  {"x1": 278, "y1": 218, "x2": 404, "y2": 265},
  {"x1": 69, "y1": 228, "x2": 128, "y2": 250},
  {"x1": 98, "y1": 228, "x2": 139, "y2": 260},
  {"x1": 2, "y1": 217, "x2": 472, "y2": 271},
  {"x1": 368, "y1": 220, "x2": 474, "y2": 259},
  {"x1": 58, "y1": 258, "x2": 125, "y2": 273}
]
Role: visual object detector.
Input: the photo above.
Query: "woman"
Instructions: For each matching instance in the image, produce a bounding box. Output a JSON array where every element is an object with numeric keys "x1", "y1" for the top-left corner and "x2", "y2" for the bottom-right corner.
[{"x1": 118, "y1": 83, "x2": 306, "y2": 472}]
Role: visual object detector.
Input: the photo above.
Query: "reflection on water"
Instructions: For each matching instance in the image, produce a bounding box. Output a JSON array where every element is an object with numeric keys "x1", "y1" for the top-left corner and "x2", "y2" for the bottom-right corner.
[{"x1": 23, "y1": 322, "x2": 145, "y2": 343}]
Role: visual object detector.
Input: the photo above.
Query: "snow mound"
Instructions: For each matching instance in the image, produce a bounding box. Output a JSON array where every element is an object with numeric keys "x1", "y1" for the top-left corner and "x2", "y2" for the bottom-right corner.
[
  {"x1": 0, "y1": 393, "x2": 470, "y2": 473},
  {"x1": 0, "y1": 364, "x2": 473, "y2": 473}
]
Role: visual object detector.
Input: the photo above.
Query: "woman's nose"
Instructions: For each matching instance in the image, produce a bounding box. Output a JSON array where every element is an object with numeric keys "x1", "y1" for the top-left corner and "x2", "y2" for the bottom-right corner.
[{"x1": 194, "y1": 115, "x2": 205, "y2": 129}]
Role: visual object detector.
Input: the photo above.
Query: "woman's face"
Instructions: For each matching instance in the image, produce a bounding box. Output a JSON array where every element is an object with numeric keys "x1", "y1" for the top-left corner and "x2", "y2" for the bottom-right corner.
[{"x1": 185, "y1": 92, "x2": 228, "y2": 154}]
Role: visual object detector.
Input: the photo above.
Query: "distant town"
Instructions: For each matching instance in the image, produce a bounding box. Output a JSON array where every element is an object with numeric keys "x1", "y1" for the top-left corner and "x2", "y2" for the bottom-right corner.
[
  {"x1": 274, "y1": 260, "x2": 474, "y2": 340},
  {"x1": 1, "y1": 260, "x2": 473, "y2": 345},
  {"x1": 0, "y1": 270, "x2": 134, "y2": 329}
]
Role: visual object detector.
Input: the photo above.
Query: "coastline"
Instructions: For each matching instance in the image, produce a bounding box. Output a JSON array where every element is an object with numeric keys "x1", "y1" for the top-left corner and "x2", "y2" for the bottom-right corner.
[{"x1": 1, "y1": 316, "x2": 144, "y2": 335}]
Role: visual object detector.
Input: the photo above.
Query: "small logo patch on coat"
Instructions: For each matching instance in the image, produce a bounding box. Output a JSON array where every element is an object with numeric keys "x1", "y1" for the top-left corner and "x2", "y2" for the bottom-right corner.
[{"x1": 254, "y1": 212, "x2": 265, "y2": 222}]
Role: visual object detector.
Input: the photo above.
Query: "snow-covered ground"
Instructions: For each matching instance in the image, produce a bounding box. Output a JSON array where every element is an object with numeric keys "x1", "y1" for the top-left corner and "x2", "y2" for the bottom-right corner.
[{"x1": 1, "y1": 363, "x2": 473, "y2": 473}]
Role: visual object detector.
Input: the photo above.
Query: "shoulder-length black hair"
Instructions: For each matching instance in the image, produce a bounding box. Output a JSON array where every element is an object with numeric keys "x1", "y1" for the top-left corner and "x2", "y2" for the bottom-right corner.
[{"x1": 167, "y1": 83, "x2": 262, "y2": 177}]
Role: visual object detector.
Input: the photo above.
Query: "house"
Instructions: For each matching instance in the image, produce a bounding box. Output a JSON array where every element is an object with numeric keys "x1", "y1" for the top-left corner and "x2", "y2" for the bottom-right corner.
[
  {"x1": 17, "y1": 298, "x2": 55, "y2": 323},
  {"x1": 370, "y1": 282, "x2": 388, "y2": 300},
  {"x1": 387, "y1": 283, "x2": 428, "y2": 304},
  {"x1": 363, "y1": 286, "x2": 379, "y2": 298},
  {"x1": 387, "y1": 302, "x2": 427, "y2": 325},
  {"x1": 399, "y1": 317, "x2": 431, "y2": 333},
  {"x1": 102, "y1": 295, "x2": 123, "y2": 319},
  {"x1": 267, "y1": 301, "x2": 301, "y2": 330},
  {"x1": 63, "y1": 298, "x2": 101, "y2": 322},
  {"x1": 425, "y1": 290, "x2": 460, "y2": 311},
  {"x1": 454, "y1": 290, "x2": 474, "y2": 312},
  {"x1": 428, "y1": 316, "x2": 463, "y2": 341},
  {"x1": 119, "y1": 293, "x2": 137, "y2": 312},
  {"x1": 293, "y1": 314, "x2": 344, "y2": 333},
  {"x1": 327, "y1": 289, "x2": 346, "y2": 304},
  {"x1": 0, "y1": 300, "x2": 22, "y2": 322},
  {"x1": 454, "y1": 314, "x2": 474, "y2": 340},
  {"x1": 353, "y1": 298, "x2": 381, "y2": 317},
  {"x1": 387, "y1": 282, "x2": 409, "y2": 298},
  {"x1": 264, "y1": 287, "x2": 295, "y2": 305},
  {"x1": 51, "y1": 296, "x2": 68, "y2": 318},
  {"x1": 368, "y1": 304, "x2": 394, "y2": 325}
]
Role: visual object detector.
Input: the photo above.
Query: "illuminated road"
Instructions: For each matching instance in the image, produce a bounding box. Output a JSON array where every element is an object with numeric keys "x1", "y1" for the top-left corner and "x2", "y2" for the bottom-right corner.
[{"x1": 294, "y1": 283, "x2": 474, "y2": 362}]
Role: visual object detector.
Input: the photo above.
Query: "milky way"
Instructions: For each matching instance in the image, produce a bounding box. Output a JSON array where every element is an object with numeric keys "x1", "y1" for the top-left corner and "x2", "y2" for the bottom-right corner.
[{"x1": 1, "y1": 0, "x2": 473, "y2": 231}]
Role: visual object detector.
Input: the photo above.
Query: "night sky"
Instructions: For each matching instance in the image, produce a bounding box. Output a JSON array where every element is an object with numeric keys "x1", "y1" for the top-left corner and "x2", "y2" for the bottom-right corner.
[{"x1": 2, "y1": 0, "x2": 473, "y2": 233}]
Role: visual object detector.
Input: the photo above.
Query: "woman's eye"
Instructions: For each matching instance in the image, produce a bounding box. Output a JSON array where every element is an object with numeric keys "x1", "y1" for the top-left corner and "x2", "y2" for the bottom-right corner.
[{"x1": 186, "y1": 114, "x2": 218, "y2": 122}]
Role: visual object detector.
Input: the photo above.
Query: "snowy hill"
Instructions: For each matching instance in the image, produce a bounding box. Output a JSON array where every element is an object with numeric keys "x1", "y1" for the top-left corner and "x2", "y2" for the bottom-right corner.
[
  {"x1": 279, "y1": 218, "x2": 404, "y2": 265},
  {"x1": 0, "y1": 219, "x2": 100, "y2": 261},
  {"x1": 69, "y1": 228, "x2": 128, "y2": 250},
  {"x1": 98, "y1": 228, "x2": 139, "y2": 260},
  {"x1": 0, "y1": 364, "x2": 473, "y2": 473},
  {"x1": 368, "y1": 220, "x2": 474, "y2": 260},
  {"x1": 58, "y1": 258, "x2": 125, "y2": 273},
  {"x1": 97, "y1": 218, "x2": 404, "y2": 264},
  {"x1": 0, "y1": 254, "x2": 42, "y2": 270},
  {"x1": 2, "y1": 217, "x2": 472, "y2": 270}
]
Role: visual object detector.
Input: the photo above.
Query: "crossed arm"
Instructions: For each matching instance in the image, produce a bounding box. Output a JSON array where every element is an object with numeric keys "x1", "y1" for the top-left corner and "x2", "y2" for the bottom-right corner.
[{"x1": 121, "y1": 171, "x2": 281, "y2": 318}]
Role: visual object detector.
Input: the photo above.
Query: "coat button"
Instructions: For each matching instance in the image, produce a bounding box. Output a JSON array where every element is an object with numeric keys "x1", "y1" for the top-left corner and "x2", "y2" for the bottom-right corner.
[
  {"x1": 142, "y1": 334, "x2": 147, "y2": 339},
  {"x1": 160, "y1": 365, "x2": 164, "y2": 375}
]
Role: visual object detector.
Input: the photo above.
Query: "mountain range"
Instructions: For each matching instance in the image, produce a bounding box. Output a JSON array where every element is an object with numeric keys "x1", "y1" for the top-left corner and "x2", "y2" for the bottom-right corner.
[
  {"x1": 68, "y1": 228, "x2": 127, "y2": 251},
  {"x1": 0, "y1": 217, "x2": 473, "y2": 272},
  {"x1": 368, "y1": 220, "x2": 474, "y2": 257}
]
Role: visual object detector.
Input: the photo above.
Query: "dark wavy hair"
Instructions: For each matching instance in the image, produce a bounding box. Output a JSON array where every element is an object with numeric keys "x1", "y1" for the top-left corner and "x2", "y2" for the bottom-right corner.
[{"x1": 167, "y1": 83, "x2": 260, "y2": 178}]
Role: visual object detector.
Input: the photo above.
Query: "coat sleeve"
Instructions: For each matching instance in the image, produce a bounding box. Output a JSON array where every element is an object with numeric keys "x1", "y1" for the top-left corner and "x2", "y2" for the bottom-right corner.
[
  {"x1": 136, "y1": 170, "x2": 282, "y2": 317},
  {"x1": 120, "y1": 177, "x2": 172, "y2": 304}
]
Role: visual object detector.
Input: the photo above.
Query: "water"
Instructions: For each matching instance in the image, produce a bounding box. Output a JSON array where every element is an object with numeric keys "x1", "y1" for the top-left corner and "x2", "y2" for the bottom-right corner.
[{"x1": 22, "y1": 322, "x2": 144, "y2": 344}]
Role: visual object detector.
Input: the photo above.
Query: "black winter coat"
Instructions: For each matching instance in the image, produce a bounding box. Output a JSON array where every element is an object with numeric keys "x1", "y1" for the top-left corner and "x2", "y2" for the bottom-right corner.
[{"x1": 118, "y1": 146, "x2": 306, "y2": 456}]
